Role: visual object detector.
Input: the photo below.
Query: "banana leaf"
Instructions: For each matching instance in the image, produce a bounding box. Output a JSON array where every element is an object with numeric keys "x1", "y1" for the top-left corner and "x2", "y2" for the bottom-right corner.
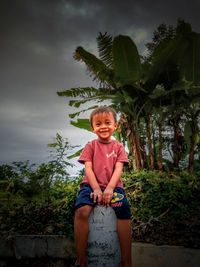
[{"x1": 112, "y1": 35, "x2": 141, "y2": 87}]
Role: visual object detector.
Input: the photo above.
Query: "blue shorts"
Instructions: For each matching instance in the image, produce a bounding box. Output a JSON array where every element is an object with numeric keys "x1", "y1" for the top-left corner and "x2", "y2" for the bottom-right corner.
[{"x1": 74, "y1": 183, "x2": 131, "y2": 220}]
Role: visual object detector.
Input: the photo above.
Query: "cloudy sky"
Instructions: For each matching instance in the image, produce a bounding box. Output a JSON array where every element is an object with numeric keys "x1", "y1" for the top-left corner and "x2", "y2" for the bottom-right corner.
[{"x1": 1, "y1": 0, "x2": 199, "y2": 173}]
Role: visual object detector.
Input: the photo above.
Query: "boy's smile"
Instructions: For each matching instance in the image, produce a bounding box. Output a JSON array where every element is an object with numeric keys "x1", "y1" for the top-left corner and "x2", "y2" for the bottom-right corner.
[{"x1": 91, "y1": 112, "x2": 117, "y2": 143}]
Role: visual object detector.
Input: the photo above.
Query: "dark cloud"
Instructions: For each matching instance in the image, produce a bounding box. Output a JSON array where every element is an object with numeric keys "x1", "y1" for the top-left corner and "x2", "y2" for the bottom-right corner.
[{"x1": 0, "y1": 0, "x2": 199, "y2": 168}]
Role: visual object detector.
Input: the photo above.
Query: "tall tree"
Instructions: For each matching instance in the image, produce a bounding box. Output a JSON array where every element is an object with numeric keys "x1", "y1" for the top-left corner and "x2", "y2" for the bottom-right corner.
[
  {"x1": 58, "y1": 20, "x2": 200, "y2": 171},
  {"x1": 146, "y1": 19, "x2": 200, "y2": 170},
  {"x1": 58, "y1": 33, "x2": 148, "y2": 170}
]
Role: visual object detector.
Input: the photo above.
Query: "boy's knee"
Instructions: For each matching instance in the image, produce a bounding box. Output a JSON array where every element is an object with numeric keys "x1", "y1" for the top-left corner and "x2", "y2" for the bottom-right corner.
[{"x1": 75, "y1": 205, "x2": 92, "y2": 220}]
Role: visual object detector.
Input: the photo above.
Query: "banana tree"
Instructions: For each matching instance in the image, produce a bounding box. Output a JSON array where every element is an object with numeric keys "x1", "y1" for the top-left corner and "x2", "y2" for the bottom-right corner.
[
  {"x1": 58, "y1": 33, "x2": 148, "y2": 170},
  {"x1": 58, "y1": 20, "x2": 200, "y2": 171},
  {"x1": 146, "y1": 20, "x2": 200, "y2": 170}
]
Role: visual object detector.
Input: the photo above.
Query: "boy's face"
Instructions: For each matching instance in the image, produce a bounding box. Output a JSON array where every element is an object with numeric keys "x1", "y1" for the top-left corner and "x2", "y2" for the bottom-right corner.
[{"x1": 91, "y1": 112, "x2": 117, "y2": 143}]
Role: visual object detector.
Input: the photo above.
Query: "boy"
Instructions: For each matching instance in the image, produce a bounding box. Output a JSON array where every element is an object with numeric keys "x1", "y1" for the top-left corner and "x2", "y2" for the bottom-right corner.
[{"x1": 74, "y1": 106, "x2": 132, "y2": 267}]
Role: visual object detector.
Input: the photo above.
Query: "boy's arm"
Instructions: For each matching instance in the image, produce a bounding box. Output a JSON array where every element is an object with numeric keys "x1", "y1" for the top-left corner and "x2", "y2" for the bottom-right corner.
[
  {"x1": 85, "y1": 161, "x2": 102, "y2": 204},
  {"x1": 103, "y1": 161, "x2": 124, "y2": 207}
]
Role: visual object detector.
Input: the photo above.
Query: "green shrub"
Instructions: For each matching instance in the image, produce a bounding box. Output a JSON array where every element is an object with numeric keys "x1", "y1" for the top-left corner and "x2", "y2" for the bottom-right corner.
[
  {"x1": 122, "y1": 170, "x2": 200, "y2": 224},
  {"x1": 1, "y1": 167, "x2": 200, "y2": 245},
  {"x1": 0, "y1": 178, "x2": 80, "y2": 238}
]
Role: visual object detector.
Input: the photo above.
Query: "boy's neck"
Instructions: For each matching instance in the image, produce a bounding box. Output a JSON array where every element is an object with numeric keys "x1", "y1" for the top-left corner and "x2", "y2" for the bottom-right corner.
[{"x1": 97, "y1": 138, "x2": 113, "y2": 144}]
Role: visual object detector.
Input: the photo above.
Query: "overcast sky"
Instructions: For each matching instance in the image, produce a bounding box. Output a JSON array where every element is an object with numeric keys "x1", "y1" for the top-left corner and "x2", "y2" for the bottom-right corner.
[{"x1": 1, "y1": 0, "x2": 199, "y2": 174}]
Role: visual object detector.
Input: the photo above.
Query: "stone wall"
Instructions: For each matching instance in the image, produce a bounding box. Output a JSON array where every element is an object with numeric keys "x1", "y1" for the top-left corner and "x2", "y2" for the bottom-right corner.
[{"x1": 0, "y1": 235, "x2": 76, "y2": 267}]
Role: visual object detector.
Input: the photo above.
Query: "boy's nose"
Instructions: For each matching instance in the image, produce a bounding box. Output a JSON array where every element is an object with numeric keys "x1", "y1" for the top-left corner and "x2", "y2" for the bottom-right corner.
[{"x1": 101, "y1": 124, "x2": 107, "y2": 129}]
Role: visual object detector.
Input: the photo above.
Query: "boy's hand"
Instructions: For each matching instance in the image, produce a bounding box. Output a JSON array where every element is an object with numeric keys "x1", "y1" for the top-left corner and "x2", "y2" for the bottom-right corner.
[
  {"x1": 103, "y1": 186, "x2": 113, "y2": 207},
  {"x1": 90, "y1": 189, "x2": 102, "y2": 205}
]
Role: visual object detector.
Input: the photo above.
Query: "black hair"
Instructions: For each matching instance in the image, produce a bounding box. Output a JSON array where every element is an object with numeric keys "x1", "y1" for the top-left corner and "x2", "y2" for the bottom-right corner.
[{"x1": 90, "y1": 106, "x2": 117, "y2": 126}]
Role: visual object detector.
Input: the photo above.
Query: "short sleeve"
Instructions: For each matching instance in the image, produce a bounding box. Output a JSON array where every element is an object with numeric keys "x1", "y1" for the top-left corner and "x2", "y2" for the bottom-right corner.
[
  {"x1": 117, "y1": 143, "x2": 129, "y2": 165},
  {"x1": 78, "y1": 142, "x2": 93, "y2": 164}
]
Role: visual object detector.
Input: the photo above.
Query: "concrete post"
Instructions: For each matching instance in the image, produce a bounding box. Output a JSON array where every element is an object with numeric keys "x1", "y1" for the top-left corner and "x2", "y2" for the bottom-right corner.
[{"x1": 87, "y1": 205, "x2": 121, "y2": 267}]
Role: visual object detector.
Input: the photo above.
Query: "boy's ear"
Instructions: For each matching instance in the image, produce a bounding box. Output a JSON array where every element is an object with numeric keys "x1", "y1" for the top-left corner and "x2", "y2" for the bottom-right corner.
[{"x1": 114, "y1": 123, "x2": 118, "y2": 130}]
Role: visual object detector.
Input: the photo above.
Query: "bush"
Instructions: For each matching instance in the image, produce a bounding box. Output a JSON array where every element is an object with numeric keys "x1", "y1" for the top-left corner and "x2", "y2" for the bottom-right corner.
[
  {"x1": 0, "y1": 178, "x2": 81, "y2": 238},
  {"x1": 123, "y1": 170, "x2": 200, "y2": 224},
  {"x1": 1, "y1": 167, "x2": 200, "y2": 247},
  {"x1": 122, "y1": 170, "x2": 200, "y2": 247}
]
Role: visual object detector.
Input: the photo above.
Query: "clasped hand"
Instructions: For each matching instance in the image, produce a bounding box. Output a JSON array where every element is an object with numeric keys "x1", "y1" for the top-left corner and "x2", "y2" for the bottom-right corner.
[{"x1": 90, "y1": 187, "x2": 113, "y2": 207}]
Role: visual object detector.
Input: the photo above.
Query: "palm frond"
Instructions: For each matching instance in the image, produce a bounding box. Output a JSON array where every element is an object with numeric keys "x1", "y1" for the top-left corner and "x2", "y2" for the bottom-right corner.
[
  {"x1": 67, "y1": 148, "x2": 83, "y2": 159},
  {"x1": 147, "y1": 22, "x2": 200, "y2": 90},
  {"x1": 57, "y1": 87, "x2": 99, "y2": 98},
  {"x1": 179, "y1": 32, "x2": 200, "y2": 85},
  {"x1": 74, "y1": 47, "x2": 114, "y2": 87},
  {"x1": 70, "y1": 119, "x2": 92, "y2": 132},
  {"x1": 112, "y1": 35, "x2": 141, "y2": 87},
  {"x1": 68, "y1": 94, "x2": 114, "y2": 108},
  {"x1": 69, "y1": 105, "x2": 99, "y2": 119},
  {"x1": 97, "y1": 32, "x2": 113, "y2": 68}
]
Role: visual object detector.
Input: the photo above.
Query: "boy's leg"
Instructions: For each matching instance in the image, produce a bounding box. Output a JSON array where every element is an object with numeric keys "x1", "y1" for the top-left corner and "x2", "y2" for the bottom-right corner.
[
  {"x1": 117, "y1": 219, "x2": 132, "y2": 267},
  {"x1": 74, "y1": 205, "x2": 93, "y2": 267},
  {"x1": 111, "y1": 188, "x2": 132, "y2": 267}
]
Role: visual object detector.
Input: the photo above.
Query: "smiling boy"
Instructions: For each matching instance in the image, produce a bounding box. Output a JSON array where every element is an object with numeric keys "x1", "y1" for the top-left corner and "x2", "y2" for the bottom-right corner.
[{"x1": 74, "y1": 106, "x2": 132, "y2": 267}]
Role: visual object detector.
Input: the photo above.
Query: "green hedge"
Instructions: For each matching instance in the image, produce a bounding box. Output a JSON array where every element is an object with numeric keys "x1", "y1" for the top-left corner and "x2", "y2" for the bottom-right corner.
[
  {"x1": 123, "y1": 170, "x2": 200, "y2": 223},
  {"x1": 1, "y1": 171, "x2": 200, "y2": 245},
  {"x1": 0, "y1": 179, "x2": 80, "y2": 238}
]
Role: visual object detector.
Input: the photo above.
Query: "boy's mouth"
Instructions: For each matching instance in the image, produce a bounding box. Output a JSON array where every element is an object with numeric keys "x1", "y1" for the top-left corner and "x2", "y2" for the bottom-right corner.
[{"x1": 99, "y1": 130, "x2": 109, "y2": 133}]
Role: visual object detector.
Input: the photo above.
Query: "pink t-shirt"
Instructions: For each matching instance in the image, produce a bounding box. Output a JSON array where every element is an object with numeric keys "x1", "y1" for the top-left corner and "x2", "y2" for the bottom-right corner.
[{"x1": 78, "y1": 139, "x2": 129, "y2": 188}]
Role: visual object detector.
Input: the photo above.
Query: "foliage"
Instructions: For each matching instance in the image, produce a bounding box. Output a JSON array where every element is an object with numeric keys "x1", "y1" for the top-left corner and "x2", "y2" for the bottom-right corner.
[
  {"x1": 123, "y1": 170, "x2": 200, "y2": 223},
  {"x1": 0, "y1": 178, "x2": 81, "y2": 238},
  {"x1": 123, "y1": 170, "x2": 200, "y2": 247},
  {"x1": 0, "y1": 133, "x2": 82, "y2": 238},
  {"x1": 58, "y1": 20, "x2": 200, "y2": 172},
  {"x1": 1, "y1": 163, "x2": 200, "y2": 247},
  {"x1": 145, "y1": 23, "x2": 176, "y2": 56},
  {"x1": 0, "y1": 134, "x2": 76, "y2": 202}
]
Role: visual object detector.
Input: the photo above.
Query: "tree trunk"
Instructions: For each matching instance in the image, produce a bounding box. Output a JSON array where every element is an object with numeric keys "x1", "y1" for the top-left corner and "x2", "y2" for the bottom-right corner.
[
  {"x1": 188, "y1": 118, "x2": 198, "y2": 172},
  {"x1": 157, "y1": 122, "x2": 163, "y2": 171},
  {"x1": 140, "y1": 137, "x2": 148, "y2": 169},
  {"x1": 127, "y1": 118, "x2": 143, "y2": 170},
  {"x1": 128, "y1": 130, "x2": 137, "y2": 170},
  {"x1": 135, "y1": 131, "x2": 144, "y2": 169},
  {"x1": 172, "y1": 118, "x2": 180, "y2": 169},
  {"x1": 145, "y1": 116, "x2": 154, "y2": 170},
  {"x1": 188, "y1": 134, "x2": 195, "y2": 172},
  {"x1": 152, "y1": 130, "x2": 157, "y2": 167}
]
